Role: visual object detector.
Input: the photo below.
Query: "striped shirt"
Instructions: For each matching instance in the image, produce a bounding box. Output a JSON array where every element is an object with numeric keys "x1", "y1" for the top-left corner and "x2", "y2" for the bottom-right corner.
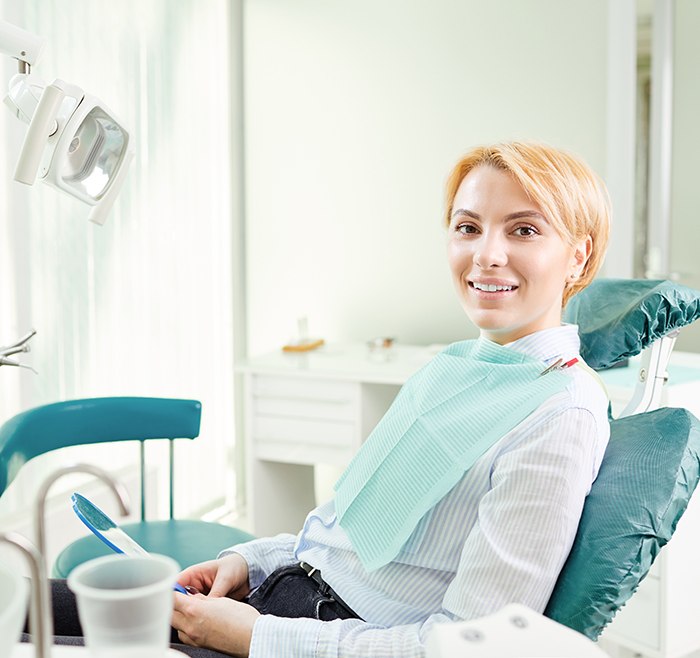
[{"x1": 225, "y1": 324, "x2": 610, "y2": 658}]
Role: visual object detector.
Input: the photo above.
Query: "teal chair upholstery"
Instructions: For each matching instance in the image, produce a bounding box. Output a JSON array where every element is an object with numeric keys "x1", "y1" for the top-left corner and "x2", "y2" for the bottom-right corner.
[
  {"x1": 0, "y1": 397, "x2": 254, "y2": 577},
  {"x1": 545, "y1": 407, "x2": 700, "y2": 638},
  {"x1": 564, "y1": 278, "x2": 700, "y2": 370},
  {"x1": 545, "y1": 279, "x2": 700, "y2": 638}
]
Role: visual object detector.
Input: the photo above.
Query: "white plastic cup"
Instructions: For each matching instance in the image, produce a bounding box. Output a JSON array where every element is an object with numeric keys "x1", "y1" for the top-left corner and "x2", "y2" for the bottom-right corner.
[
  {"x1": 67, "y1": 554, "x2": 179, "y2": 658},
  {"x1": 0, "y1": 562, "x2": 29, "y2": 658}
]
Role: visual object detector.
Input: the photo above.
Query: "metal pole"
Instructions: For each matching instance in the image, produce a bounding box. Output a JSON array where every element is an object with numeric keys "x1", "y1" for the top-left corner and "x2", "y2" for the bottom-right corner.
[{"x1": 646, "y1": 0, "x2": 675, "y2": 278}]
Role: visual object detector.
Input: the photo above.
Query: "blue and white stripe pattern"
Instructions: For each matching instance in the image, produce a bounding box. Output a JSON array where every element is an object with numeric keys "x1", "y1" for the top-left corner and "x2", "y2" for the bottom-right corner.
[{"x1": 226, "y1": 324, "x2": 610, "y2": 658}]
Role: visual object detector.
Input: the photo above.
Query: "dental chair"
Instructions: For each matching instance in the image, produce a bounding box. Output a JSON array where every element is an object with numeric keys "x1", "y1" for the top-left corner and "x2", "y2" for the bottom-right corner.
[
  {"x1": 0, "y1": 397, "x2": 254, "y2": 577},
  {"x1": 545, "y1": 279, "x2": 700, "y2": 639}
]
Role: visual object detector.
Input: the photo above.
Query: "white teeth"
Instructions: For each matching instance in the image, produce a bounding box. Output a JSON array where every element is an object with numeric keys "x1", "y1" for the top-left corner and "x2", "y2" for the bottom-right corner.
[{"x1": 472, "y1": 282, "x2": 515, "y2": 292}]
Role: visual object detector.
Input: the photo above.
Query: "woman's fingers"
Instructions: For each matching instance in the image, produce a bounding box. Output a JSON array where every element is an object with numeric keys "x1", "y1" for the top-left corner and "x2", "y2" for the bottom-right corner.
[
  {"x1": 208, "y1": 554, "x2": 250, "y2": 599},
  {"x1": 171, "y1": 591, "x2": 258, "y2": 656},
  {"x1": 177, "y1": 629, "x2": 195, "y2": 646}
]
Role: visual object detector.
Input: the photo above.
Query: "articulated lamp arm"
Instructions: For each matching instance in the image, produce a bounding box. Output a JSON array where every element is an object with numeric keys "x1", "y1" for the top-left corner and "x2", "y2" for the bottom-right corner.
[{"x1": 0, "y1": 18, "x2": 45, "y2": 70}]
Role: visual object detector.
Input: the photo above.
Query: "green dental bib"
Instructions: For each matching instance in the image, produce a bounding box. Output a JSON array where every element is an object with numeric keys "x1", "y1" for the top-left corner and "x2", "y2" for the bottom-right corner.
[{"x1": 334, "y1": 338, "x2": 570, "y2": 571}]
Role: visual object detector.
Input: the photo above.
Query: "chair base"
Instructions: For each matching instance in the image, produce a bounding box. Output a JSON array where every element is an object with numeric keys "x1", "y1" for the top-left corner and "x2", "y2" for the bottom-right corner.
[{"x1": 53, "y1": 519, "x2": 256, "y2": 578}]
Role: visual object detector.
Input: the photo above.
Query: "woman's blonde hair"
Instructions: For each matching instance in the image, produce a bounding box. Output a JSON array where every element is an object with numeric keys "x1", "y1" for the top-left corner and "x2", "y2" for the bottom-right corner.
[{"x1": 444, "y1": 141, "x2": 611, "y2": 305}]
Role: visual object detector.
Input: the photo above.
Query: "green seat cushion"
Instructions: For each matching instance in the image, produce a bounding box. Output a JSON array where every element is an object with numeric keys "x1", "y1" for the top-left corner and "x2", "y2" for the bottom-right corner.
[
  {"x1": 53, "y1": 519, "x2": 255, "y2": 578},
  {"x1": 545, "y1": 407, "x2": 700, "y2": 638},
  {"x1": 564, "y1": 279, "x2": 700, "y2": 370}
]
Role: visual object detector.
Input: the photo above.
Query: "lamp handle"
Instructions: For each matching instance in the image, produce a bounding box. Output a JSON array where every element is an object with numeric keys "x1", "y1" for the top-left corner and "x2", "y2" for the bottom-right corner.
[
  {"x1": 14, "y1": 81, "x2": 64, "y2": 185},
  {"x1": 88, "y1": 147, "x2": 135, "y2": 225}
]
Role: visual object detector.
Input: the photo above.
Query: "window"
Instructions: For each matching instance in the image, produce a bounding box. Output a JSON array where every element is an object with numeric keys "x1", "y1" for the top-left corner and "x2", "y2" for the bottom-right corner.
[{"x1": 0, "y1": 0, "x2": 237, "y2": 534}]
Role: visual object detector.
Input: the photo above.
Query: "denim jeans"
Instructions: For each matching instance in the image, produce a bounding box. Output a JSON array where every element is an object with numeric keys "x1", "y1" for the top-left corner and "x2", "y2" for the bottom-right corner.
[{"x1": 247, "y1": 564, "x2": 361, "y2": 621}]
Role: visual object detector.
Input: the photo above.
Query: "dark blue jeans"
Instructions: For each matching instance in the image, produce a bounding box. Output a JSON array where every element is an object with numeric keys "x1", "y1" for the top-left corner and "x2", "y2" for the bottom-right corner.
[{"x1": 247, "y1": 564, "x2": 361, "y2": 621}]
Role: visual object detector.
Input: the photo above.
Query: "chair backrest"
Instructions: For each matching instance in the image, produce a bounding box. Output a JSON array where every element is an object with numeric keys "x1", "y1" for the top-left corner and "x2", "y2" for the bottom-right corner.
[
  {"x1": 545, "y1": 278, "x2": 700, "y2": 638},
  {"x1": 545, "y1": 407, "x2": 700, "y2": 638},
  {"x1": 0, "y1": 397, "x2": 201, "y2": 497}
]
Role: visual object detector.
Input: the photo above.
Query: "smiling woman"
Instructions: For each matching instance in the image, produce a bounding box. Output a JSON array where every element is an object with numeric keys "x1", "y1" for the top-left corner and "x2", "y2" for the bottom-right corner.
[{"x1": 159, "y1": 142, "x2": 615, "y2": 658}]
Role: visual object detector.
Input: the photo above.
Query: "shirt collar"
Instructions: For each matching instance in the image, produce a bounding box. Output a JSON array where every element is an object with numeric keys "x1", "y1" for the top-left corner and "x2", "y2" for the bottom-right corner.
[{"x1": 500, "y1": 324, "x2": 581, "y2": 365}]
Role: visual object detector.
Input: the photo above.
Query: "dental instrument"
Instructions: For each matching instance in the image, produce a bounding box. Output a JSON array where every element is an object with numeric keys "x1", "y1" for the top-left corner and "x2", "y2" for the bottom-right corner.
[{"x1": 0, "y1": 329, "x2": 37, "y2": 372}]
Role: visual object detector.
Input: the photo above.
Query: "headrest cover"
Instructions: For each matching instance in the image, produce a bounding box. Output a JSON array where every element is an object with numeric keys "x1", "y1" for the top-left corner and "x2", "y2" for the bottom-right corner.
[{"x1": 564, "y1": 279, "x2": 700, "y2": 370}]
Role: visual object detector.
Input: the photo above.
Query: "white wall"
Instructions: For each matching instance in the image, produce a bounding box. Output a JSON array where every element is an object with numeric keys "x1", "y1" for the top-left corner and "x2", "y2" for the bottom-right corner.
[{"x1": 243, "y1": 0, "x2": 610, "y2": 355}]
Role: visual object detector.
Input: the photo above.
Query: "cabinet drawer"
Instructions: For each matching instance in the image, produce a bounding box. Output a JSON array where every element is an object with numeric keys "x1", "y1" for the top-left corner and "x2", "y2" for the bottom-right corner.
[
  {"x1": 252, "y1": 375, "x2": 359, "y2": 422},
  {"x1": 255, "y1": 439, "x2": 356, "y2": 467},
  {"x1": 605, "y1": 575, "x2": 660, "y2": 652},
  {"x1": 254, "y1": 395, "x2": 357, "y2": 422},
  {"x1": 253, "y1": 415, "x2": 356, "y2": 447},
  {"x1": 252, "y1": 375, "x2": 358, "y2": 403}
]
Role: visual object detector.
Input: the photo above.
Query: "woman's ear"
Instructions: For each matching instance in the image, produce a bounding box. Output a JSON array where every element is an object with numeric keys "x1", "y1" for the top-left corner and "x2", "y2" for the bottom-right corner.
[{"x1": 570, "y1": 235, "x2": 593, "y2": 279}]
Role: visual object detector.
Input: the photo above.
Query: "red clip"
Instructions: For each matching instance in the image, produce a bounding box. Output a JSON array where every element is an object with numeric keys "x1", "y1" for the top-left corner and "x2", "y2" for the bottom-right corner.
[{"x1": 540, "y1": 357, "x2": 579, "y2": 376}]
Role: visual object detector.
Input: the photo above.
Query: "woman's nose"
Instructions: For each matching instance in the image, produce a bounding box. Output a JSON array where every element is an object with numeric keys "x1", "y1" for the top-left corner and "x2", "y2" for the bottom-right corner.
[{"x1": 474, "y1": 232, "x2": 508, "y2": 268}]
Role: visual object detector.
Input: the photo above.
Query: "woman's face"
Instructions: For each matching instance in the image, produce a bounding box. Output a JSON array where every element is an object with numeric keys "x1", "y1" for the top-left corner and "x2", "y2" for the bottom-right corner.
[{"x1": 447, "y1": 165, "x2": 590, "y2": 345}]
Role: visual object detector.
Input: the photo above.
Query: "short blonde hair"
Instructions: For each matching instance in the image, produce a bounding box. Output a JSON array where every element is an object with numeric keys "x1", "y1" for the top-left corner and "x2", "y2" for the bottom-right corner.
[{"x1": 444, "y1": 142, "x2": 611, "y2": 305}]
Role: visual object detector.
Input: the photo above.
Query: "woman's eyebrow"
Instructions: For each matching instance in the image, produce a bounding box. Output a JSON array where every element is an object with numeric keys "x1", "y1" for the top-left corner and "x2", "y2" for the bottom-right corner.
[
  {"x1": 504, "y1": 210, "x2": 549, "y2": 222},
  {"x1": 451, "y1": 209, "x2": 548, "y2": 222},
  {"x1": 451, "y1": 208, "x2": 480, "y2": 220}
]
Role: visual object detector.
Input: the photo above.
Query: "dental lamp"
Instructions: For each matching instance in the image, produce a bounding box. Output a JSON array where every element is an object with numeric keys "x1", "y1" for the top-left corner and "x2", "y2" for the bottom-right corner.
[{"x1": 0, "y1": 19, "x2": 133, "y2": 225}]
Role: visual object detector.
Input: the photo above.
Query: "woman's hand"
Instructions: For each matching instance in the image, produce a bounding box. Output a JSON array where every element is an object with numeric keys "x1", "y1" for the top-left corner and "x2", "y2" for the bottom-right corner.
[
  {"x1": 172, "y1": 591, "x2": 260, "y2": 657},
  {"x1": 177, "y1": 553, "x2": 251, "y2": 600}
]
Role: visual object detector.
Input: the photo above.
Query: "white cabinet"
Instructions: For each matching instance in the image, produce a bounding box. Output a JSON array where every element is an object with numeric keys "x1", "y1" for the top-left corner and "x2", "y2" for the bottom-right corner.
[
  {"x1": 251, "y1": 375, "x2": 361, "y2": 465},
  {"x1": 238, "y1": 343, "x2": 434, "y2": 537}
]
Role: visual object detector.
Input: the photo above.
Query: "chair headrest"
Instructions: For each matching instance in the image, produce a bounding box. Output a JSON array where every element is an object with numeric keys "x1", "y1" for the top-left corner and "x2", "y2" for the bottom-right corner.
[{"x1": 564, "y1": 278, "x2": 700, "y2": 370}]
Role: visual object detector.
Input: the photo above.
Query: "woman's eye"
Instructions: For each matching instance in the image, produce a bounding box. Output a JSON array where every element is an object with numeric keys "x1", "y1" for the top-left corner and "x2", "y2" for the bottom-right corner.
[
  {"x1": 456, "y1": 223, "x2": 479, "y2": 235},
  {"x1": 514, "y1": 225, "x2": 538, "y2": 237}
]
